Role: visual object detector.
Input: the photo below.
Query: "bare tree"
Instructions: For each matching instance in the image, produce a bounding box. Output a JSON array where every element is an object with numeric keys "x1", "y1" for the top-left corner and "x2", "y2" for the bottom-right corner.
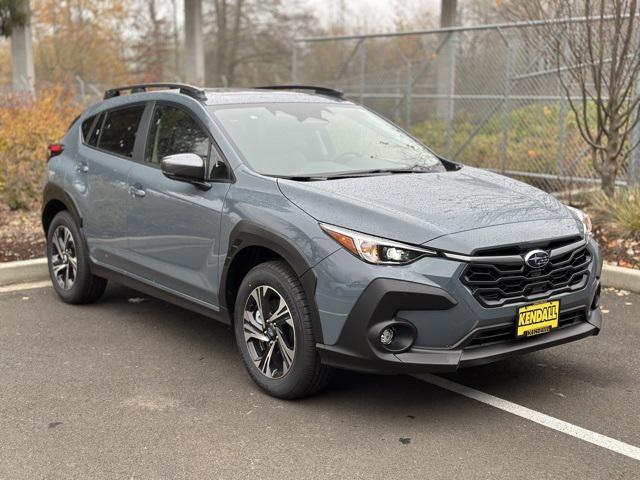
[
  {"x1": 205, "y1": 0, "x2": 314, "y2": 87},
  {"x1": 211, "y1": 0, "x2": 243, "y2": 86},
  {"x1": 130, "y1": 0, "x2": 172, "y2": 81},
  {"x1": 508, "y1": 0, "x2": 640, "y2": 197}
]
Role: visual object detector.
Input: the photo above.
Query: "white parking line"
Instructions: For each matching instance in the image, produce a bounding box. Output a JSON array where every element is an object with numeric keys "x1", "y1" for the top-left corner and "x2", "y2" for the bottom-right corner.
[
  {"x1": 0, "y1": 280, "x2": 51, "y2": 293},
  {"x1": 415, "y1": 373, "x2": 640, "y2": 462}
]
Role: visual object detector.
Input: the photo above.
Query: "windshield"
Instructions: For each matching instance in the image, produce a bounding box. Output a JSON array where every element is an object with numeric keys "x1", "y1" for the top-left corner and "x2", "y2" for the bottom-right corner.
[{"x1": 209, "y1": 103, "x2": 443, "y2": 177}]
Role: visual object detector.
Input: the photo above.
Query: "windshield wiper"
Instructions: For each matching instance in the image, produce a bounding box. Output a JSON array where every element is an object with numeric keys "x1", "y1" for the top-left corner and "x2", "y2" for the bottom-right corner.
[
  {"x1": 279, "y1": 164, "x2": 441, "y2": 181},
  {"x1": 325, "y1": 164, "x2": 441, "y2": 178}
]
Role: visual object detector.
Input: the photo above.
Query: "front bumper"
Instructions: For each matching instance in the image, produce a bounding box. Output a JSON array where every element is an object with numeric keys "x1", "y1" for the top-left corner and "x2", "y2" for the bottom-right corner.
[
  {"x1": 312, "y1": 238, "x2": 603, "y2": 374},
  {"x1": 318, "y1": 309, "x2": 601, "y2": 374}
]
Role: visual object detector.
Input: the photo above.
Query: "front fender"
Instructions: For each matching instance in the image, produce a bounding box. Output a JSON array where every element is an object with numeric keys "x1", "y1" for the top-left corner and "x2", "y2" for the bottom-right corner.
[{"x1": 220, "y1": 220, "x2": 327, "y2": 343}]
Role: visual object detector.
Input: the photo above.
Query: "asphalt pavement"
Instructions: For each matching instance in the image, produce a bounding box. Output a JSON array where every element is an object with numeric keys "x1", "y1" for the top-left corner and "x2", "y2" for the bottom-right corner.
[{"x1": 1, "y1": 283, "x2": 638, "y2": 479}]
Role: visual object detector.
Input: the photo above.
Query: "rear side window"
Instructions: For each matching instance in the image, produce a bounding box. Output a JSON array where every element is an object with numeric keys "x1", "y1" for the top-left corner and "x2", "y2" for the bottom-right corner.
[
  {"x1": 87, "y1": 113, "x2": 104, "y2": 147},
  {"x1": 98, "y1": 105, "x2": 145, "y2": 157},
  {"x1": 81, "y1": 115, "x2": 96, "y2": 141}
]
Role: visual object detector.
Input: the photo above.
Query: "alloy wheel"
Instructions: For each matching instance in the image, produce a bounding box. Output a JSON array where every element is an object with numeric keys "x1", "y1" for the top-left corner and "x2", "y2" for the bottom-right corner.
[
  {"x1": 50, "y1": 225, "x2": 77, "y2": 290},
  {"x1": 242, "y1": 285, "x2": 296, "y2": 379}
]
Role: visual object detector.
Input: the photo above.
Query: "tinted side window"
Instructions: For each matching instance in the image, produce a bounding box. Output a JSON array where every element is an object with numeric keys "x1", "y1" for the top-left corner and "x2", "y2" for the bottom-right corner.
[
  {"x1": 145, "y1": 105, "x2": 210, "y2": 165},
  {"x1": 81, "y1": 115, "x2": 96, "y2": 141},
  {"x1": 98, "y1": 105, "x2": 145, "y2": 157},
  {"x1": 88, "y1": 113, "x2": 104, "y2": 147}
]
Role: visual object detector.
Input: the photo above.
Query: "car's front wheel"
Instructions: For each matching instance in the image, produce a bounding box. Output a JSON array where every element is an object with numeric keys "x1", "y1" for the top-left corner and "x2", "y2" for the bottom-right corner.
[
  {"x1": 234, "y1": 260, "x2": 332, "y2": 399},
  {"x1": 47, "y1": 210, "x2": 107, "y2": 304}
]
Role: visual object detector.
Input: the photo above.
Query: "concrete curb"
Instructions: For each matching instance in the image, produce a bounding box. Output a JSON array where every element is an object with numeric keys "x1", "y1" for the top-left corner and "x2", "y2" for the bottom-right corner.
[
  {"x1": 601, "y1": 264, "x2": 640, "y2": 293},
  {"x1": 1, "y1": 257, "x2": 640, "y2": 293},
  {"x1": 0, "y1": 258, "x2": 49, "y2": 287}
]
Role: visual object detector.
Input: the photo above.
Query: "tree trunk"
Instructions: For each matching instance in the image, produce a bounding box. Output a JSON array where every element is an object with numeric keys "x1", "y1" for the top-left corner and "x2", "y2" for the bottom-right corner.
[
  {"x1": 600, "y1": 153, "x2": 617, "y2": 198},
  {"x1": 149, "y1": 0, "x2": 162, "y2": 79},
  {"x1": 11, "y1": 0, "x2": 35, "y2": 94},
  {"x1": 226, "y1": 0, "x2": 244, "y2": 86},
  {"x1": 184, "y1": 0, "x2": 205, "y2": 85},
  {"x1": 215, "y1": 0, "x2": 227, "y2": 86},
  {"x1": 600, "y1": 126, "x2": 621, "y2": 198}
]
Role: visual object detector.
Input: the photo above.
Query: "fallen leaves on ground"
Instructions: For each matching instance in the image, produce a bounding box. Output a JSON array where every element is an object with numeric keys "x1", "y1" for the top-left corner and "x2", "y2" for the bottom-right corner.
[
  {"x1": 593, "y1": 225, "x2": 639, "y2": 269},
  {"x1": 0, "y1": 204, "x2": 46, "y2": 262}
]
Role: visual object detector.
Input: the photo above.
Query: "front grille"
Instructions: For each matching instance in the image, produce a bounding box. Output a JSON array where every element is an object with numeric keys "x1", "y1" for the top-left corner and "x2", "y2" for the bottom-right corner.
[
  {"x1": 461, "y1": 241, "x2": 592, "y2": 308},
  {"x1": 465, "y1": 308, "x2": 586, "y2": 349}
]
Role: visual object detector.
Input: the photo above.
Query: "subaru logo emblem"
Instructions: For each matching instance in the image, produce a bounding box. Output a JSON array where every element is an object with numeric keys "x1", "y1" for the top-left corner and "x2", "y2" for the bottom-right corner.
[{"x1": 524, "y1": 249, "x2": 550, "y2": 269}]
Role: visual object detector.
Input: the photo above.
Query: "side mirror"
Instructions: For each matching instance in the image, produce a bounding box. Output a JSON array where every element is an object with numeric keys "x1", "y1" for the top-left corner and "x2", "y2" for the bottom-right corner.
[{"x1": 160, "y1": 153, "x2": 211, "y2": 190}]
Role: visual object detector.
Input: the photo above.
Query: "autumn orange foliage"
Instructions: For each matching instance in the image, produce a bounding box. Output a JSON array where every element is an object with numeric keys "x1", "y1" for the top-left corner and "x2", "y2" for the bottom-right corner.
[{"x1": 0, "y1": 87, "x2": 81, "y2": 210}]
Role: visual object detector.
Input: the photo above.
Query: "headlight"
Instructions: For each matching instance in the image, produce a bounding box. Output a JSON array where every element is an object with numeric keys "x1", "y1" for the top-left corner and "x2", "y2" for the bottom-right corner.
[
  {"x1": 566, "y1": 206, "x2": 592, "y2": 237},
  {"x1": 320, "y1": 223, "x2": 437, "y2": 265}
]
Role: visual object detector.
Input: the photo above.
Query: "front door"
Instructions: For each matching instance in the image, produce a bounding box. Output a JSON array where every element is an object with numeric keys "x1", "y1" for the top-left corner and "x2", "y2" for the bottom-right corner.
[{"x1": 125, "y1": 102, "x2": 231, "y2": 306}]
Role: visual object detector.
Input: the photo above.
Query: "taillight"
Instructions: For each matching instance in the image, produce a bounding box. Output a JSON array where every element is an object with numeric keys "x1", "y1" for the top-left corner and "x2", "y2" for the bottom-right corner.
[{"x1": 48, "y1": 143, "x2": 64, "y2": 161}]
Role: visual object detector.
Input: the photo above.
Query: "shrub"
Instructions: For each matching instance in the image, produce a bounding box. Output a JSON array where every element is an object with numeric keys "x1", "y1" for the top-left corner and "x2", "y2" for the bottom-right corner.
[
  {"x1": 410, "y1": 102, "x2": 593, "y2": 177},
  {"x1": 0, "y1": 87, "x2": 81, "y2": 210},
  {"x1": 587, "y1": 185, "x2": 640, "y2": 240}
]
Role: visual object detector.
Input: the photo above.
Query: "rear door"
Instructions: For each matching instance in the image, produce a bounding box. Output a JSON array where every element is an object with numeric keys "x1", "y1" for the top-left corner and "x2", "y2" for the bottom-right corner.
[
  {"x1": 75, "y1": 104, "x2": 146, "y2": 270},
  {"x1": 125, "y1": 101, "x2": 231, "y2": 306}
]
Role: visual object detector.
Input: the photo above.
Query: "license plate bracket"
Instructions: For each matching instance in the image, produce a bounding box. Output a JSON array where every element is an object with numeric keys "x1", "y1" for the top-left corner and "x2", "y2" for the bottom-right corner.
[{"x1": 516, "y1": 300, "x2": 560, "y2": 337}]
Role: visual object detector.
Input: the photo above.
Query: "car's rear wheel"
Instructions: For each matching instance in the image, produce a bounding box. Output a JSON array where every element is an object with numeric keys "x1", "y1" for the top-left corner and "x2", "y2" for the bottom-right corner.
[
  {"x1": 234, "y1": 260, "x2": 332, "y2": 399},
  {"x1": 47, "y1": 211, "x2": 107, "y2": 304}
]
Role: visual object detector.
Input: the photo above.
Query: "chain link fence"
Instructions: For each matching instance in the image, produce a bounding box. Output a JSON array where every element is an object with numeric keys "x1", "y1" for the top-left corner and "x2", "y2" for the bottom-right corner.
[
  {"x1": 1, "y1": 76, "x2": 104, "y2": 104},
  {"x1": 292, "y1": 18, "x2": 640, "y2": 197}
]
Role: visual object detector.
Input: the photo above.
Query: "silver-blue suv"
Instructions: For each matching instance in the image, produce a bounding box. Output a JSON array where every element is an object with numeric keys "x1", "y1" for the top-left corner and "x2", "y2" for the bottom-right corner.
[{"x1": 42, "y1": 83, "x2": 603, "y2": 398}]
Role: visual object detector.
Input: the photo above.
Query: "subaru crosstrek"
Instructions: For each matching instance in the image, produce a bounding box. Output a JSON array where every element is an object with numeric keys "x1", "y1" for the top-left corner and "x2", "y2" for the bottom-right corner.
[{"x1": 42, "y1": 83, "x2": 603, "y2": 398}]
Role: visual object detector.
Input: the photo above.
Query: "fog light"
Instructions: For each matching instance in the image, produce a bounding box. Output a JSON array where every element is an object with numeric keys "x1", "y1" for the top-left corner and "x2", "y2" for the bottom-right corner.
[{"x1": 380, "y1": 327, "x2": 395, "y2": 346}]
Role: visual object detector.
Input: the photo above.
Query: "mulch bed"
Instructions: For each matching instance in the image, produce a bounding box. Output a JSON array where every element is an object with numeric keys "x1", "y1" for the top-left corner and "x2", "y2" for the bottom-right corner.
[
  {"x1": 1, "y1": 204, "x2": 638, "y2": 269},
  {"x1": 0, "y1": 204, "x2": 46, "y2": 262},
  {"x1": 591, "y1": 225, "x2": 640, "y2": 269}
]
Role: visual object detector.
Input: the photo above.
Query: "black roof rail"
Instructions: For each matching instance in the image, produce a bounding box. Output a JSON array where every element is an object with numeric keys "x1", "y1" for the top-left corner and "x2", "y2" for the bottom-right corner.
[
  {"x1": 255, "y1": 85, "x2": 344, "y2": 99},
  {"x1": 104, "y1": 83, "x2": 207, "y2": 101}
]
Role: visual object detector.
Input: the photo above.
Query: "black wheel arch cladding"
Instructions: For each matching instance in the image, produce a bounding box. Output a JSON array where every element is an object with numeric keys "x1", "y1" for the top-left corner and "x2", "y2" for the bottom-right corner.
[
  {"x1": 220, "y1": 221, "x2": 325, "y2": 344},
  {"x1": 42, "y1": 182, "x2": 83, "y2": 233}
]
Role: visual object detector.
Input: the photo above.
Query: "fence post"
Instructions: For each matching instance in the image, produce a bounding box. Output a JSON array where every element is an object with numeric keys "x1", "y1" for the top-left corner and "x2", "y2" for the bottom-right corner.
[
  {"x1": 500, "y1": 32, "x2": 512, "y2": 174},
  {"x1": 445, "y1": 32, "x2": 457, "y2": 157},
  {"x1": 405, "y1": 63, "x2": 412, "y2": 129},
  {"x1": 359, "y1": 40, "x2": 366, "y2": 104},
  {"x1": 556, "y1": 91, "x2": 567, "y2": 177},
  {"x1": 291, "y1": 40, "x2": 298, "y2": 84},
  {"x1": 630, "y1": 75, "x2": 640, "y2": 185},
  {"x1": 395, "y1": 70, "x2": 401, "y2": 123}
]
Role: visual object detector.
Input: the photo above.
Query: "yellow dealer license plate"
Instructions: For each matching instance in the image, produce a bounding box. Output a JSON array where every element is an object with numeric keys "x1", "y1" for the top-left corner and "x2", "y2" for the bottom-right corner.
[{"x1": 516, "y1": 300, "x2": 560, "y2": 337}]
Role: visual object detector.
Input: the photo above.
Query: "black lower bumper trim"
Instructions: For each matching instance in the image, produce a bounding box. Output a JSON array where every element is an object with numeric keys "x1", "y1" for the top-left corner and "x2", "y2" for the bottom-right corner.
[
  {"x1": 458, "y1": 315, "x2": 599, "y2": 368},
  {"x1": 317, "y1": 308, "x2": 602, "y2": 374}
]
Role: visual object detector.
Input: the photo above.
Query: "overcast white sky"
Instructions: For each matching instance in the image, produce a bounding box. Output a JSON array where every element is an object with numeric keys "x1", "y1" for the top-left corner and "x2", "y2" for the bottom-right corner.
[
  {"x1": 164, "y1": 1, "x2": 443, "y2": 34},
  {"x1": 306, "y1": 0, "x2": 441, "y2": 31}
]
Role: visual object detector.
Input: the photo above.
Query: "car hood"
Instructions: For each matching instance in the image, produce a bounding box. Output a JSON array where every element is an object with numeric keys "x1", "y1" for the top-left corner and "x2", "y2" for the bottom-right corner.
[{"x1": 277, "y1": 166, "x2": 579, "y2": 247}]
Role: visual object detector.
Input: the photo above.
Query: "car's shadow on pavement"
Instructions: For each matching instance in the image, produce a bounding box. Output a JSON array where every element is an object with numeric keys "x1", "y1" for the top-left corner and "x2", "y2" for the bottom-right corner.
[{"x1": 91, "y1": 283, "x2": 623, "y2": 406}]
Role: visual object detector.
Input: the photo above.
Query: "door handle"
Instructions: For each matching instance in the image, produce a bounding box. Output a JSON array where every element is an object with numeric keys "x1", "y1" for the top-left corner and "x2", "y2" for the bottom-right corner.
[
  {"x1": 129, "y1": 185, "x2": 146, "y2": 198},
  {"x1": 75, "y1": 162, "x2": 89, "y2": 173}
]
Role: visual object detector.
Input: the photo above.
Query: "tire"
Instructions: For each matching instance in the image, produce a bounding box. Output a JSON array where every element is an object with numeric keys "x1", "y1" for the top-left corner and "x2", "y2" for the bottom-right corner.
[
  {"x1": 46, "y1": 210, "x2": 107, "y2": 304},
  {"x1": 234, "y1": 260, "x2": 332, "y2": 399}
]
